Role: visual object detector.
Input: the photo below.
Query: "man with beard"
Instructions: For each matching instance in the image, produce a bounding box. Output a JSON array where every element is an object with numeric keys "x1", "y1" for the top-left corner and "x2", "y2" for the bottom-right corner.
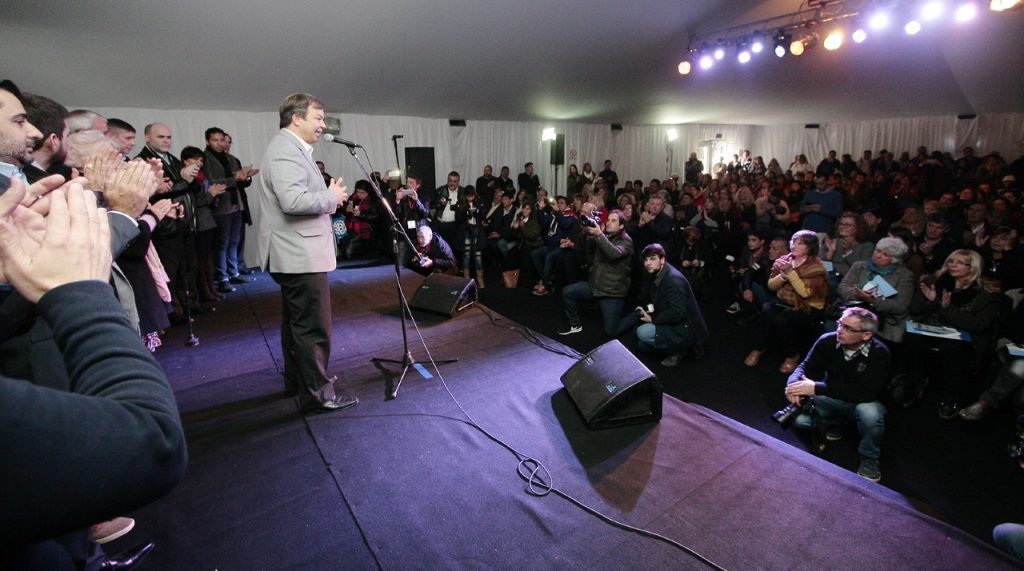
[
  {"x1": 22, "y1": 92, "x2": 71, "y2": 182},
  {"x1": 0, "y1": 80, "x2": 43, "y2": 192}
]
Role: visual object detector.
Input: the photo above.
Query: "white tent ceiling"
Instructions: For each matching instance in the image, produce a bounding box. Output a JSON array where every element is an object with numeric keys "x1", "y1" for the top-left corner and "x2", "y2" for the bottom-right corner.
[{"x1": 2, "y1": 0, "x2": 1022, "y2": 126}]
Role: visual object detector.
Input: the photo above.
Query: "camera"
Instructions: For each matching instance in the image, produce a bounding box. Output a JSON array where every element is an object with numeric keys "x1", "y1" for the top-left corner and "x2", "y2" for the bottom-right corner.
[
  {"x1": 579, "y1": 213, "x2": 599, "y2": 228},
  {"x1": 772, "y1": 396, "x2": 813, "y2": 428}
]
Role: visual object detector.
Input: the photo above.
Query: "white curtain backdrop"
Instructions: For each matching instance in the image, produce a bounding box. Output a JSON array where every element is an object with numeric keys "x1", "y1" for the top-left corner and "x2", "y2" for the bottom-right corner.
[{"x1": 89, "y1": 106, "x2": 1024, "y2": 191}]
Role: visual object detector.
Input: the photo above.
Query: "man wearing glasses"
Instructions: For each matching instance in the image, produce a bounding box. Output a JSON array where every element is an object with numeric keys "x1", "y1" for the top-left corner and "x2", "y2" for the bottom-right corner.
[{"x1": 783, "y1": 307, "x2": 891, "y2": 482}]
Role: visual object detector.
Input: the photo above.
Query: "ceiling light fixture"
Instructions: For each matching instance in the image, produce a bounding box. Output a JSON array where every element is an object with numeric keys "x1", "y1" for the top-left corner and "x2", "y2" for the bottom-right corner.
[
  {"x1": 955, "y1": 2, "x2": 979, "y2": 20},
  {"x1": 699, "y1": 54, "x2": 714, "y2": 69},
  {"x1": 823, "y1": 30, "x2": 844, "y2": 50},
  {"x1": 904, "y1": 19, "x2": 922, "y2": 34},
  {"x1": 852, "y1": 28, "x2": 867, "y2": 43},
  {"x1": 990, "y1": 0, "x2": 1021, "y2": 10},
  {"x1": 667, "y1": 128, "x2": 679, "y2": 142},
  {"x1": 678, "y1": 60, "x2": 692, "y2": 75},
  {"x1": 921, "y1": 1, "x2": 945, "y2": 20},
  {"x1": 869, "y1": 12, "x2": 891, "y2": 30}
]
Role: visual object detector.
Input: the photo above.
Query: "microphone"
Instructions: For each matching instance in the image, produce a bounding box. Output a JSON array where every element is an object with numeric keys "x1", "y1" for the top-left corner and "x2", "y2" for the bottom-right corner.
[
  {"x1": 322, "y1": 133, "x2": 361, "y2": 148},
  {"x1": 392, "y1": 134, "x2": 404, "y2": 140}
]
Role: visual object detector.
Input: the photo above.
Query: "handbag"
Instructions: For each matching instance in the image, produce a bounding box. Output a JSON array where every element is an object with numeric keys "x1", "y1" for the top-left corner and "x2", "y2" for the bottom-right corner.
[{"x1": 502, "y1": 269, "x2": 520, "y2": 288}]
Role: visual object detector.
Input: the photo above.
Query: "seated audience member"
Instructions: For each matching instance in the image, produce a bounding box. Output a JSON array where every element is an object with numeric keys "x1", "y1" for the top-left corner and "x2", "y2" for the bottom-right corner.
[
  {"x1": 823, "y1": 212, "x2": 874, "y2": 279},
  {"x1": 531, "y1": 196, "x2": 576, "y2": 296},
  {"x1": 506, "y1": 201, "x2": 544, "y2": 284},
  {"x1": 918, "y1": 213, "x2": 956, "y2": 274},
  {"x1": 620, "y1": 243, "x2": 708, "y2": 367},
  {"x1": 0, "y1": 183, "x2": 186, "y2": 569},
  {"x1": 959, "y1": 299, "x2": 1024, "y2": 421},
  {"x1": 676, "y1": 225, "x2": 712, "y2": 300},
  {"x1": 745, "y1": 230, "x2": 830, "y2": 374},
  {"x1": 558, "y1": 210, "x2": 633, "y2": 337},
  {"x1": 456, "y1": 186, "x2": 487, "y2": 288},
  {"x1": 485, "y1": 190, "x2": 517, "y2": 261},
  {"x1": 339, "y1": 180, "x2": 379, "y2": 259},
  {"x1": 982, "y1": 226, "x2": 1024, "y2": 292},
  {"x1": 887, "y1": 225, "x2": 926, "y2": 283},
  {"x1": 408, "y1": 225, "x2": 457, "y2": 276},
  {"x1": 800, "y1": 175, "x2": 842, "y2": 234},
  {"x1": 784, "y1": 307, "x2": 891, "y2": 482},
  {"x1": 837, "y1": 237, "x2": 914, "y2": 345},
  {"x1": 727, "y1": 231, "x2": 771, "y2": 315},
  {"x1": 904, "y1": 249, "x2": 1003, "y2": 419}
]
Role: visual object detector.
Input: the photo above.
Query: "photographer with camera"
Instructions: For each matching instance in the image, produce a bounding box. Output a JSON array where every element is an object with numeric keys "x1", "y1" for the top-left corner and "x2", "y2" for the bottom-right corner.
[
  {"x1": 782, "y1": 307, "x2": 891, "y2": 482},
  {"x1": 394, "y1": 175, "x2": 431, "y2": 266},
  {"x1": 726, "y1": 231, "x2": 771, "y2": 315},
  {"x1": 557, "y1": 210, "x2": 633, "y2": 337},
  {"x1": 618, "y1": 243, "x2": 708, "y2": 367}
]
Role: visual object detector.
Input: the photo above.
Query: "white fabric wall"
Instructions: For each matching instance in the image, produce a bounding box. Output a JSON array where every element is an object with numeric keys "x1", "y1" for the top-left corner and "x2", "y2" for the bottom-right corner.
[{"x1": 89, "y1": 106, "x2": 1024, "y2": 191}]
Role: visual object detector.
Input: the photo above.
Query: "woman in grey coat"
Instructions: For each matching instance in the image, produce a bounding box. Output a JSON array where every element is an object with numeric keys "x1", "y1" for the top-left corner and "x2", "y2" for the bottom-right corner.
[{"x1": 838, "y1": 237, "x2": 914, "y2": 343}]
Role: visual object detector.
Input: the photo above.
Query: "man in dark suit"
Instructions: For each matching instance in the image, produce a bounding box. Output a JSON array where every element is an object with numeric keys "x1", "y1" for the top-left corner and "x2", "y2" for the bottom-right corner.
[{"x1": 249, "y1": 92, "x2": 357, "y2": 414}]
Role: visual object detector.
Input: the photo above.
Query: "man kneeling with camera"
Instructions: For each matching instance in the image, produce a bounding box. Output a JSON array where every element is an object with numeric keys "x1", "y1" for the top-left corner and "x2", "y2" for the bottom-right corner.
[{"x1": 783, "y1": 307, "x2": 891, "y2": 482}]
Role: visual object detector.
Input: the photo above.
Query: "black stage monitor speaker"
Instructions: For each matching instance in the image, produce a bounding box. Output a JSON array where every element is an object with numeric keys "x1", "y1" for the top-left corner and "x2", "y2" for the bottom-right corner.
[
  {"x1": 559, "y1": 340, "x2": 662, "y2": 430},
  {"x1": 409, "y1": 273, "x2": 477, "y2": 317}
]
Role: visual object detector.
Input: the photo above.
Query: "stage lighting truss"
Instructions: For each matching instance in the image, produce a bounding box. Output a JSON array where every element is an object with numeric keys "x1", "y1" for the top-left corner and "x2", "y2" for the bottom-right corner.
[{"x1": 675, "y1": 0, "x2": 1016, "y2": 76}]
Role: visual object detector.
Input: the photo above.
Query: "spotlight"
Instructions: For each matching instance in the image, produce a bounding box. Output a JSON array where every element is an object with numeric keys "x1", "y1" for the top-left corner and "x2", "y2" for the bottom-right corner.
[
  {"x1": 905, "y1": 20, "x2": 922, "y2": 34},
  {"x1": 737, "y1": 50, "x2": 752, "y2": 63},
  {"x1": 852, "y1": 28, "x2": 867, "y2": 43},
  {"x1": 921, "y1": 1, "x2": 945, "y2": 20},
  {"x1": 713, "y1": 47, "x2": 725, "y2": 60},
  {"x1": 667, "y1": 128, "x2": 679, "y2": 142},
  {"x1": 542, "y1": 127, "x2": 556, "y2": 141},
  {"x1": 990, "y1": 0, "x2": 1021, "y2": 10},
  {"x1": 869, "y1": 12, "x2": 890, "y2": 29},
  {"x1": 790, "y1": 38, "x2": 805, "y2": 56},
  {"x1": 699, "y1": 55, "x2": 714, "y2": 69},
  {"x1": 751, "y1": 40, "x2": 764, "y2": 53},
  {"x1": 773, "y1": 32, "x2": 789, "y2": 57},
  {"x1": 823, "y1": 30, "x2": 843, "y2": 50},
  {"x1": 678, "y1": 60, "x2": 692, "y2": 75},
  {"x1": 955, "y1": 2, "x2": 978, "y2": 20}
]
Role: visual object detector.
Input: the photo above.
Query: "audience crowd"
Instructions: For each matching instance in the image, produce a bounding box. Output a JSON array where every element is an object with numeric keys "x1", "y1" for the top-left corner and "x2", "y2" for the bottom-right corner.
[{"x1": 2, "y1": 74, "x2": 1024, "y2": 562}]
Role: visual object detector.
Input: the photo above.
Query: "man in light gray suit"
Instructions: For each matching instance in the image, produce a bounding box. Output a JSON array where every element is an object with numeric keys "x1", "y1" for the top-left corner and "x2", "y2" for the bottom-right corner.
[{"x1": 250, "y1": 93, "x2": 357, "y2": 413}]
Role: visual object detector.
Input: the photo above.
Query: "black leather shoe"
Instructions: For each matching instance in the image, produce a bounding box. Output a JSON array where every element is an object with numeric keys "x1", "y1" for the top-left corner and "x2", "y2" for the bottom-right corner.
[
  {"x1": 216, "y1": 281, "x2": 236, "y2": 293},
  {"x1": 304, "y1": 395, "x2": 359, "y2": 414},
  {"x1": 99, "y1": 542, "x2": 155, "y2": 570},
  {"x1": 238, "y1": 268, "x2": 254, "y2": 275},
  {"x1": 228, "y1": 275, "x2": 251, "y2": 284}
]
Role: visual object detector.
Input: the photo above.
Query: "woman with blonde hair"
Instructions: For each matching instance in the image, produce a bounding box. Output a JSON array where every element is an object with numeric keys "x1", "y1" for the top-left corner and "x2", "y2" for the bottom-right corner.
[{"x1": 902, "y1": 249, "x2": 1003, "y2": 419}]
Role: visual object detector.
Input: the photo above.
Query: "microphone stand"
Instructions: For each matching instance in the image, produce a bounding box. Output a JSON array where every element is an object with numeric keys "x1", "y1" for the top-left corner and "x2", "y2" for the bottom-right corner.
[
  {"x1": 340, "y1": 143, "x2": 456, "y2": 399},
  {"x1": 391, "y1": 134, "x2": 403, "y2": 183}
]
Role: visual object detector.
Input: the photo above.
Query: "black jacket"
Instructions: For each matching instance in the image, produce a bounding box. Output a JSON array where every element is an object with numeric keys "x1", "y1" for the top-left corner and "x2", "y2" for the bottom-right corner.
[
  {"x1": 787, "y1": 334, "x2": 891, "y2": 404},
  {"x1": 639, "y1": 264, "x2": 709, "y2": 350}
]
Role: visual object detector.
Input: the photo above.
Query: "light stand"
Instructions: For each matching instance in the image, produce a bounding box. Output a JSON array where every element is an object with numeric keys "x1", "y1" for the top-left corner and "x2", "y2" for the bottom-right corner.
[{"x1": 340, "y1": 143, "x2": 456, "y2": 399}]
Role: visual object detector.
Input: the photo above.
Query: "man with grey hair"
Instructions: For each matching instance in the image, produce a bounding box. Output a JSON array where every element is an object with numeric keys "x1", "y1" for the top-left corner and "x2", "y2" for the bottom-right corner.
[
  {"x1": 251, "y1": 92, "x2": 356, "y2": 414},
  {"x1": 784, "y1": 306, "x2": 891, "y2": 482},
  {"x1": 67, "y1": 109, "x2": 107, "y2": 134}
]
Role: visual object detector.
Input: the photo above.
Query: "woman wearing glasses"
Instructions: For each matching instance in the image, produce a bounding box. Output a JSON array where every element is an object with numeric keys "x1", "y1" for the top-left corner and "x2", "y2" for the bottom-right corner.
[{"x1": 904, "y1": 249, "x2": 1003, "y2": 419}]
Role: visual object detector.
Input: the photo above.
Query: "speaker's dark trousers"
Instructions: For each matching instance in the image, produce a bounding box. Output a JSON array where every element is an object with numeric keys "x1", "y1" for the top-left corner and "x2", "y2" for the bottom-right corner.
[{"x1": 271, "y1": 272, "x2": 337, "y2": 408}]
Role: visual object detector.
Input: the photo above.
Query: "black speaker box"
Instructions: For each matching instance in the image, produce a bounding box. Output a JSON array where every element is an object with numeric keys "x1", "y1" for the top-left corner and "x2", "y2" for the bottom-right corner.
[
  {"x1": 559, "y1": 340, "x2": 662, "y2": 430},
  {"x1": 409, "y1": 273, "x2": 477, "y2": 317},
  {"x1": 550, "y1": 133, "x2": 565, "y2": 166}
]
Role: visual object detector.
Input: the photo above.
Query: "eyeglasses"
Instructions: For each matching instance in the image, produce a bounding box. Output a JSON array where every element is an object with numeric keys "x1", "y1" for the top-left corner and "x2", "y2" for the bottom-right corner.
[{"x1": 836, "y1": 321, "x2": 868, "y2": 333}]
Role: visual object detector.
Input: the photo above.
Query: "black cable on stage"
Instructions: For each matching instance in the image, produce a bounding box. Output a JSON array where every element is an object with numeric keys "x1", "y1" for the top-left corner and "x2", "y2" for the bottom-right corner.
[
  {"x1": 473, "y1": 304, "x2": 583, "y2": 359},
  {"x1": 400, "y1": 301, "x2": 727, "y2": 570}
]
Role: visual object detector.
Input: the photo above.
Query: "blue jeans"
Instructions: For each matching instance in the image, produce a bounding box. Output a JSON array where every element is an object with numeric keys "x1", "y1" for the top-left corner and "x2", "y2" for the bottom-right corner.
[
  {"x1": 794, "y1": 396, "x2": 886, "y2": 460},
  {"x1": 530, "y1": 245, "x2": 561, "y2": 287},
  {"x1": 636, "y1": 323, "x2": 658, "y2": 351},
  {"x1": 562, "y1": 281, "x2": 624, "y2": 335},
  {"x1": 215, "y1": 212, "x2": 243, "y2": 281},
  {"x1": 994, "y1": 523, "x2": 1024, "y2": 561}
]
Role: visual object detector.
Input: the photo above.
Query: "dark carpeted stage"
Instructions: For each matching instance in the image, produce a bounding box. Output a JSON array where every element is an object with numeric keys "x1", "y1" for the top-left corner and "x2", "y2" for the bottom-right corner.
[{"x1": 125, "y1": 265, "x2": 1017, "y2": 569}]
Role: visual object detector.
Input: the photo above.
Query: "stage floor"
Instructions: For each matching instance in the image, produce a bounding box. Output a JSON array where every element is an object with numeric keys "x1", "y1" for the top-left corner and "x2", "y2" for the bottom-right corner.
[{"x1": 123, "y1": 265, "x2": 1017, "y2": 569}]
